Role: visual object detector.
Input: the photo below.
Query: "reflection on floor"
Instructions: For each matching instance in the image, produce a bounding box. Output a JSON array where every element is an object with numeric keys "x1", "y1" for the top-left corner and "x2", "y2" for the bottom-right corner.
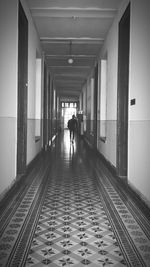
[{"x1": 0, "y1": 130, "x2": 150, "y2": 267}]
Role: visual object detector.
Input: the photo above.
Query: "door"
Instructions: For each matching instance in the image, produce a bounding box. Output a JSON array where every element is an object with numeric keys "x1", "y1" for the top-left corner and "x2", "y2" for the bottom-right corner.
[
  {"x1": 94, "y1": 63, "x2": 98, "y2": 148},
  {"x1": 17, "y1": 2, "x2": 28, "y2": 174},
  {"x1": 117, "y1": 3, "x2": 130, "y2": 179},
  {"x1": 43, "y1": 63, "x2": 48, "y2": 149}
]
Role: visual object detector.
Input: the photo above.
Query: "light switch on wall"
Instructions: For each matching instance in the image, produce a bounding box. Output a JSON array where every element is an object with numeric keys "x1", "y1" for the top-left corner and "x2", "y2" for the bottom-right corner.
[{"x1": 130, "y1": 98, "x2": 136, "y2": 105}]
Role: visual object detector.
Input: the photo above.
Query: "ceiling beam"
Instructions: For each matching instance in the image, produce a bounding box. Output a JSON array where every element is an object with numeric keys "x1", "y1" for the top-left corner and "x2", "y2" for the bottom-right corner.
[
  {"x1": 57, "y1": 90, "x2": 81, "y2": 96},
  {"x1": 31, "y1": 8, "x2": 117, "y2": 19},
  {"x1": 48, "y1": 65, "x2": 91, "y2": 68},
  {"x1": 46, "y1": 54, "x2": 96, "y2": 58},
  {"x1": 53, "y1": 73, "x2": 90, "y2": 79},
  {"x1": 40, "y1": 37, "x2": 104, "y2": 44},
  {"x1": 55, "y1": 80, "x2": 84, "y2": 84}
]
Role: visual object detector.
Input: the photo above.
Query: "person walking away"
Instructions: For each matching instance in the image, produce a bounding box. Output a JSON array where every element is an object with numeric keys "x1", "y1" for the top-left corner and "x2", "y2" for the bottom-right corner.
[{"x1": 67, "y1": 115, "x2": 77, "y2": 142}]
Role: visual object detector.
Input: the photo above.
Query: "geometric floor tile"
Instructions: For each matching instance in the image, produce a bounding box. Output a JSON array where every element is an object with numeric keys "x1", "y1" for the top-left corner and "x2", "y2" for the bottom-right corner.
[{"x1": 0, "y1": 131, "x2": 150, "y2": 266}]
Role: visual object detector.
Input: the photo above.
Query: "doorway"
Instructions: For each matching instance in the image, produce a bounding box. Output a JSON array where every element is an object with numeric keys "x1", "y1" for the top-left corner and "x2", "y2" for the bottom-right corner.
[
  {"x1": 94, "y1": 63, "x2": 98, "y2": 148},
  {"x1": 61, "y1": 102, "x2": 77, "y2": 129},
  {"x1": 17, "y1": 2, "x2": 28, "y2": 174},
  {"x1": 117, "y1": 3, "x2": 130, "y2": 179}
]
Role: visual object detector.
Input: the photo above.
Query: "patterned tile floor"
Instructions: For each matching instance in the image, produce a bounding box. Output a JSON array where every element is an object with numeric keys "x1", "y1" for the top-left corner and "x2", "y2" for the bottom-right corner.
[{"x1": 0, "y1": 130, "x2": 150, "y2": 266}]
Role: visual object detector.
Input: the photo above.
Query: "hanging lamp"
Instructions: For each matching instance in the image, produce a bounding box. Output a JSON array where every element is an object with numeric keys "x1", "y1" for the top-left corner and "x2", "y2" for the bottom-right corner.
[{"x1": 68, "y1": 40, "x2": 74, "y2": 64}]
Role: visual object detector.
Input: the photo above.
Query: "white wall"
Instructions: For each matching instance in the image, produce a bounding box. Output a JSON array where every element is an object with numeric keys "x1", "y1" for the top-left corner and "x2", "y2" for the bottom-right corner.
[
  {"x1": 0, "y1": 0, "x2": 43, "y2": 197},
  {"x1": 0, "y1": 0, "x2": 18, "y2": 196},
  {"x1": 97, "y1": 4, "x2": 119, "y2": 167},
  {"x1": 97, "y1": 0, "x2": 150, "y2": 203},
  {"x1": 128, "y1": 0, "x2": 150, "y2": 203},
  {"x1": 20, "y1": 0, "x2": 43, "y2": 165}
]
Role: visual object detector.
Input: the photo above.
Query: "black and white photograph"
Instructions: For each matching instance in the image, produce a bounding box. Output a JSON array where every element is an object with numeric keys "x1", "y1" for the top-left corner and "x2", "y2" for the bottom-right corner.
[{"x1": 0, "y1": 0, "x2": 150, "y2": 266}]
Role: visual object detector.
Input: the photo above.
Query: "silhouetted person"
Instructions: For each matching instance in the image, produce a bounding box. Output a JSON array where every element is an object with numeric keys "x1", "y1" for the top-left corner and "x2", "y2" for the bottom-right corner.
[{"x1": 67, "y1": 115, "x2": 77, "y2": 142}]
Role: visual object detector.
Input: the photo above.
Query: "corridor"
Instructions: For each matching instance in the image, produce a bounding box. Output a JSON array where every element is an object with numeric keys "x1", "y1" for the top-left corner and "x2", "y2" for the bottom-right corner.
[{"x1": 0, "y1": 131, "x2": 150, "y2": 267}]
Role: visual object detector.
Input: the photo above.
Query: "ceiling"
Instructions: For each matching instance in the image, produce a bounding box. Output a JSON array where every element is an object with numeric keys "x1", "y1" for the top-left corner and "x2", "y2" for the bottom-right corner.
[{"x1": 26, "y1": 0, "x2": 122, "y2": 101}]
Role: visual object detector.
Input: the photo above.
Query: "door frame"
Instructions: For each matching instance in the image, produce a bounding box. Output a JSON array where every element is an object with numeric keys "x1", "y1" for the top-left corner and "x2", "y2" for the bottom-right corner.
[
  {"x1": 117, "y1": 3, "x2": 130, "y2": 179},
  {"x1": 43, "y1": 62, "x2": 48, "y2": 149},
  {"x1": 94, "y1": 63, "x2": 98, "y2": 148},
  {"x1": 17, "y1": 1, "x2": 28, "y2": 174}
]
